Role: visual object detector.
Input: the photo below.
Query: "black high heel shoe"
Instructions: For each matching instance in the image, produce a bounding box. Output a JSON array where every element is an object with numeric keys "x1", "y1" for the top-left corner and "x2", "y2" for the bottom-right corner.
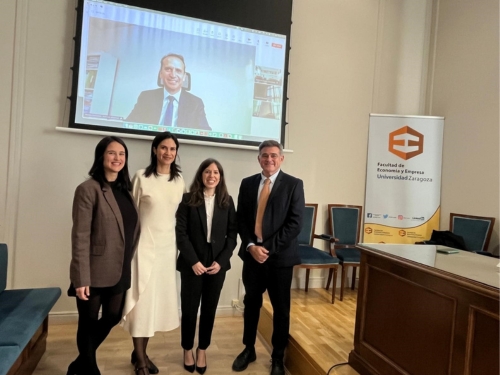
[
  {"x1": 67, "y1": 360, "x2": 99, "y2": 375},
  {"x1": 66, "y1": 360, "x2": 79, "y2": 375},
  {"x1": 131, "y1": 351, "x2": 159, "y2": 374},
  {"x1": 196, "y1": 348, "x2": 207, "y2": 374},
  {"x1": 135, "y1": 366, "x2": 150, "y2": 375},
  {"x1": 184, "y1": 349, "x2": 195, "y2": 373}
]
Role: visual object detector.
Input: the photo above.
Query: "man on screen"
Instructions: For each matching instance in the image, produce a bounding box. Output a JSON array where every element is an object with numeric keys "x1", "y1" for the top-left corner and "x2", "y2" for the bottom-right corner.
[{"x1": 126, "y1": 53, "x2": 211, "y2": 130}]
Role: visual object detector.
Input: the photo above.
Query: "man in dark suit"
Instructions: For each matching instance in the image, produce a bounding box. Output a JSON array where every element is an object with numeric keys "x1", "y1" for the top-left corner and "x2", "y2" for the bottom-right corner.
[
  {"x1": 126, "y1": 53, "x2": 211, "y2": 130},
  {"x1": 232, "y1": 140, "x2": 304, "y2": 375}
]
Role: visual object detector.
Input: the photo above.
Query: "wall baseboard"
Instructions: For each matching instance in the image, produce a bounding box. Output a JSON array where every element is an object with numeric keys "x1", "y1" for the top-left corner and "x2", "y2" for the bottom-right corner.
[
  {"x1": 48, "y1": 276, "x2": 359, "y2": 324},
  {"x1": 292, "y1": 275, "x2": 358, "y2": 289},
  {"x1": 49, "y1": 306, "x2": 242, "y2": 325}
]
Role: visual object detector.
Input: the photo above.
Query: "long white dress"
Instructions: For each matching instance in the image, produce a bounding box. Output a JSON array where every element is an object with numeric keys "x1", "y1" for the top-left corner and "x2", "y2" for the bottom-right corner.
[{"x1": 122, "y1": 169, "x2": 185, "y2": 337}]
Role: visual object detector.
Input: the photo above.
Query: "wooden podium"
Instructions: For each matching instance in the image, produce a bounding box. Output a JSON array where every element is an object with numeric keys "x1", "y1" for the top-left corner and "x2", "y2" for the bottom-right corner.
[{"x1": 349, "y1": 244, "x2": 499, "y2": 375}]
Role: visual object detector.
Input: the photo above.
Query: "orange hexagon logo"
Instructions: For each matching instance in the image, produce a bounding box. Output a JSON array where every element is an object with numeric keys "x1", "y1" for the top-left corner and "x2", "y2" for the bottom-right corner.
[
  {"x1": 365, "y1": 227, "x2": 373, "y2": 234},
  {"x1": 389, "y1": 126, "x2": 424, "y2": 160},
  {"x1": 399, "y1": 230, "x2": 406, "y2": 237}
]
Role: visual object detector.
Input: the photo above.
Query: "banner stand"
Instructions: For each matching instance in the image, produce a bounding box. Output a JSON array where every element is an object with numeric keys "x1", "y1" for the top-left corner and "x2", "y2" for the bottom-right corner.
[{"x1": 363, "y1": 114, "x2": 444, "y2": 244}]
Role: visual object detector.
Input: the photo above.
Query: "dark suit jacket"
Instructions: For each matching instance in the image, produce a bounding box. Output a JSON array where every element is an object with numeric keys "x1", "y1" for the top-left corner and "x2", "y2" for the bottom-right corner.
[
  {"x1": 237, "y1": 170, "x2": 305, "y2": 267},
  {"x1": 70, "y1": 179, "x2": 140, "y2": 288},
  {"x1": 176, "y1": 193, "x2": 237, "y2": 272},
  {"x1": 126, "y1": 88, "x2": 211, "y2": 130}
]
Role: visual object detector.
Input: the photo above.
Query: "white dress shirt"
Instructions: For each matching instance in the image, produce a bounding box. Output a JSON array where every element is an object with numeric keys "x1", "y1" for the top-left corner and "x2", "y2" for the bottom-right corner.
[{"x1": 204, "y1": 193, "x2": 215, "y2": 243}]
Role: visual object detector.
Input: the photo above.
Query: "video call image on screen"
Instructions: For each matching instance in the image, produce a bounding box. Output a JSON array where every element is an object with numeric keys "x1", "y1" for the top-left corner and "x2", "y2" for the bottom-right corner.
[{"x1": 74, "y1": 0, "x2": 287, "y2": 143}]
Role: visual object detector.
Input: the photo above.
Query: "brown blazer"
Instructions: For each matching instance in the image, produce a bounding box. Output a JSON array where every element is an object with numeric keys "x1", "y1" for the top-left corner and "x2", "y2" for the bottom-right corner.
[{"x1": 70, "y1": 178, "x2": 140, "y2": 288}]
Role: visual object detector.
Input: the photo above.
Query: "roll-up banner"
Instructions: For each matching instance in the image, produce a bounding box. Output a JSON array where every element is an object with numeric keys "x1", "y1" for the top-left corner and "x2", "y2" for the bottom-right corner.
[{"x1": 363, "y1": 114, "x2": 444, "y2": 244}]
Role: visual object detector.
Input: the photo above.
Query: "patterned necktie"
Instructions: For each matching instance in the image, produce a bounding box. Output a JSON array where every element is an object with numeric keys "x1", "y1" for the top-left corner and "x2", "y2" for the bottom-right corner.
[
  {"x1": 162, "y1": 95, "x2": 174, "y2": 126},
  {"x1": 255, "y1": 178, "x2": 271, "y2": 241}
]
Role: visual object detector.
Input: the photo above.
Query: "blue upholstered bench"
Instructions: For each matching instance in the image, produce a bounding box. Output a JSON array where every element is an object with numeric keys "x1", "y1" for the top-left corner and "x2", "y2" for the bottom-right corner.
[{"x1": 0, "y1": 244, "x2": 61, "y2": 375}]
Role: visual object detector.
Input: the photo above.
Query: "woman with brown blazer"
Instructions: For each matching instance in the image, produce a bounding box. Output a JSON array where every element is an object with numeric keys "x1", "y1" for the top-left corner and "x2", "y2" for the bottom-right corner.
[
  {"x1": 175, "y1": 158, "x2": 237, "y2": 374},
  {"x1": 67, "y1": 136, "x2": 140, "y2": 375}
]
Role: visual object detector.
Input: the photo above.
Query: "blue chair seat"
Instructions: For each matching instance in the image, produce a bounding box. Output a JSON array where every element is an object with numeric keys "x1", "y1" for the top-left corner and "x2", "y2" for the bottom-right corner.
[
  {"x1": 299, "y1": 245, "x2": 339, "y2": 265},
  {"x1": 0, "y1": 288, "x2": 61, "y2": 347},
  {"x1": 0, "y1": 346, "x2": 21, "y2": 375},
  {"x1": 335, "y1": 248, "x2": 361, "y2": 263}
]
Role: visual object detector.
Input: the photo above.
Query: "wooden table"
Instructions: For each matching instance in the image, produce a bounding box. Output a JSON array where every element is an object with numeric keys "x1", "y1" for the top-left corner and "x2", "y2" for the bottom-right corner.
[{"x1": 349, "y1": 244, "x2": 499, "y2": 375}]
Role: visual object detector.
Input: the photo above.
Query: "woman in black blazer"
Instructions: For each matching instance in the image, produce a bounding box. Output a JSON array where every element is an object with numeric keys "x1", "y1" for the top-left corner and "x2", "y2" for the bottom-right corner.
[{"x1": 175, "y1": 158, "x2": 237, "y2": 374}]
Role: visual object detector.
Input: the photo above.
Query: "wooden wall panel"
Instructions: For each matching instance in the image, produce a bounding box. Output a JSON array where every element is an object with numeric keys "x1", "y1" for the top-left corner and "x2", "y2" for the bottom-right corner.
[
  {"x1": 467, "y1": 308, "x2": 499, "y2": 375},
  {"x1": 350, "y1": 248, "x2": 499, "y2": 375},
  {"x1": 362, "y1": 266, "x2": 455, "y2": 375}
]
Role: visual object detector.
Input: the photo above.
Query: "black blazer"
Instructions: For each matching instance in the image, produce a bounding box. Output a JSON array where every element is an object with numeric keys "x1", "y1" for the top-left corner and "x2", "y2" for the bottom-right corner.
[
  {"x1": 126, "y1": 88, "x2": 211, "y2": 130},
  {"x1": 176, "y1": 193, "x2": 237, "y2": 272},
  {"x1": 237, "y1": 170, "x2": 305, "y2": 267}
]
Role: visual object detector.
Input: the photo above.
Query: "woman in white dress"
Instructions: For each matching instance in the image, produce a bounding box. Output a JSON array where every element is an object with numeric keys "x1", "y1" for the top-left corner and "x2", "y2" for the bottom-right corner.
[{"x1": 122, "y1": 132, "x2": 185, "y2": 375}]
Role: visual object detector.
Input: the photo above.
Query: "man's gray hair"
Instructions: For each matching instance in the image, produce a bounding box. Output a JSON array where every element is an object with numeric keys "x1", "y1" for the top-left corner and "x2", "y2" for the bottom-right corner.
[{"x1": 258, "y1": 140, "x2": 283, "y2": 155}]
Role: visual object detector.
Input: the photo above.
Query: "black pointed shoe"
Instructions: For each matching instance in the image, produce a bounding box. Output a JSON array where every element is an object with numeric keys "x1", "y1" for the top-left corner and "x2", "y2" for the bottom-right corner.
[
  {"x1": 195, "y1": 348, "x2": 207, "y2": 374},
  {"x1": 183, "y1": 349, "x2": 195, "y2": 373}
]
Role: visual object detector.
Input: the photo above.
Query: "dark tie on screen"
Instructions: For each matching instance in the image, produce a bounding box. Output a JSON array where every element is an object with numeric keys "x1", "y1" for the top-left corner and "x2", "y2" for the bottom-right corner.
[
  {"x1": 254, "y1": 178, "x2": 271, "y2": 241},
  {"x1": 162, "y1": 95, "x2": 174, "y2": 126}
]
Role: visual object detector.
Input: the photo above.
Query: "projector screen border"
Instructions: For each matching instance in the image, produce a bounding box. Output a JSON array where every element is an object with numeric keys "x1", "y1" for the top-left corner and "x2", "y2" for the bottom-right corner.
[{"x1": 55, "y1": 126, "x2": 294, "y2": 153}]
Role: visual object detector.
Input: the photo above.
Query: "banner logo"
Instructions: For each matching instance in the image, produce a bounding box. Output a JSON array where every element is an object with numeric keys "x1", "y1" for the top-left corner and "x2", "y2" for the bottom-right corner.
[{"x1": 389, "y1": 126, "x2": 424, "y2": 160}]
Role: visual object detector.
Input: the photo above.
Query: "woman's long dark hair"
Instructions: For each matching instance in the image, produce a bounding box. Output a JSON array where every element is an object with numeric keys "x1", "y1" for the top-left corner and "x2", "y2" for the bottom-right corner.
[
  {"x1": 188, "y1": 158, "x2": 230, "y2": 209},
  {"x1": 88, "y1": 136, "x2": 132, "y2": 191},
  {"x1": 144, "y1": 132, "x2": 181, "y2": 181}
]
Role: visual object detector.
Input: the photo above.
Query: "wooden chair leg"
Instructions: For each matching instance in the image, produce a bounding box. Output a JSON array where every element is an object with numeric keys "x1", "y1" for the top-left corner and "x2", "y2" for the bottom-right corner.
[
  {"x1": 351, "y1": 266, "x2": 357, "y2": 290},
  {"x1": 325, "y1": 269, "x2": 333, "y2": 291},
  {"x1": 331, "y1": 267, "x2": 338, "y2": 304},
  {"x1": 305, "y1": 268, "x2": 310, "y2": 292},
  {"x1": 340, "y1": 265, "x2": 346, "y2": 301}
]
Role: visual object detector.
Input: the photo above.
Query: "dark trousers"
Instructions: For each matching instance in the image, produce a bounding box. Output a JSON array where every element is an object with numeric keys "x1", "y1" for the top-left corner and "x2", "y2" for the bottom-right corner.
[
  {"x1": 180, "y1": 270, "x2": 226, "y2": 350},
  {"x1": 242, "y1": 258, "x2": 293, "y2": 359},
  {"x1": 74, "y1": 291, "x2": 125, "y2": 374}
]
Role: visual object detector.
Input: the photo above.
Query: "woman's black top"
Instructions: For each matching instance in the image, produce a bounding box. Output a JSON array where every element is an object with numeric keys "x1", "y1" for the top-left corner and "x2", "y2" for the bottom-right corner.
[{"x1": 106, "y1": 181, "x2": 137, "y2": 294}]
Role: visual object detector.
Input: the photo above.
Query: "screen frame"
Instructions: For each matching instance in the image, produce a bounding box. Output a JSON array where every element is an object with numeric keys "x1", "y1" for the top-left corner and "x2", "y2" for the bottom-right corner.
[{"x1": 68, "y1": 0, "x2": 293, "y2": 148}]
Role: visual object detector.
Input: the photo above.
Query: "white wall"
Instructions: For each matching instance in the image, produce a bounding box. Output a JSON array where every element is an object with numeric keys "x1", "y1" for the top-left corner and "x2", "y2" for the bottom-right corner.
[
  {"x1": 0, "y1": 0, "x2": 17, "y2": 283},
  {"x1": 2, "y1": 0, "x2": 492, "y2": 317},
  {"x1": 427, "y1": 0, "x2": 499, "y2": 253},
  {"x1": 373, "y1": 0, "x2": 432, "y2": 114}
]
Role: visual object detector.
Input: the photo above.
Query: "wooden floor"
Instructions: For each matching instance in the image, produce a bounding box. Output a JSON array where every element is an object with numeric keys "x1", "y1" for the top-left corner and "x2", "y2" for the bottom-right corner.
[
  {"x1": 264, "y1": 287, "x2": 359, "y2": 375},
  {"x1": 33, "y1": 288, "x2": 359, "y2": 375},
  {"x1": 292, "y1": 288, "x2": 358, "y2": 374}
]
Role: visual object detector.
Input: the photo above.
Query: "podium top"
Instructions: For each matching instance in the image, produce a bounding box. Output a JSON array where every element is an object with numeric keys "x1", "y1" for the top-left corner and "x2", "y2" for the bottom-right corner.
[{"x1": 358, "y1": 243, "x2": 499, "y2": 289}]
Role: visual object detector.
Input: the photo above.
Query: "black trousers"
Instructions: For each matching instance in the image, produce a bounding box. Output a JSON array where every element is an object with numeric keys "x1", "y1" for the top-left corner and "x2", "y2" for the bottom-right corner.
[
  {"x1": 180, "y1": 269, "x2": 226, "y2": 350},
  {"x1": 73, "y1": 290, "x2": 125, "y2": 374},
  {"x1": 242, "y1": 257, "x2": 293, "y2": 359}
]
